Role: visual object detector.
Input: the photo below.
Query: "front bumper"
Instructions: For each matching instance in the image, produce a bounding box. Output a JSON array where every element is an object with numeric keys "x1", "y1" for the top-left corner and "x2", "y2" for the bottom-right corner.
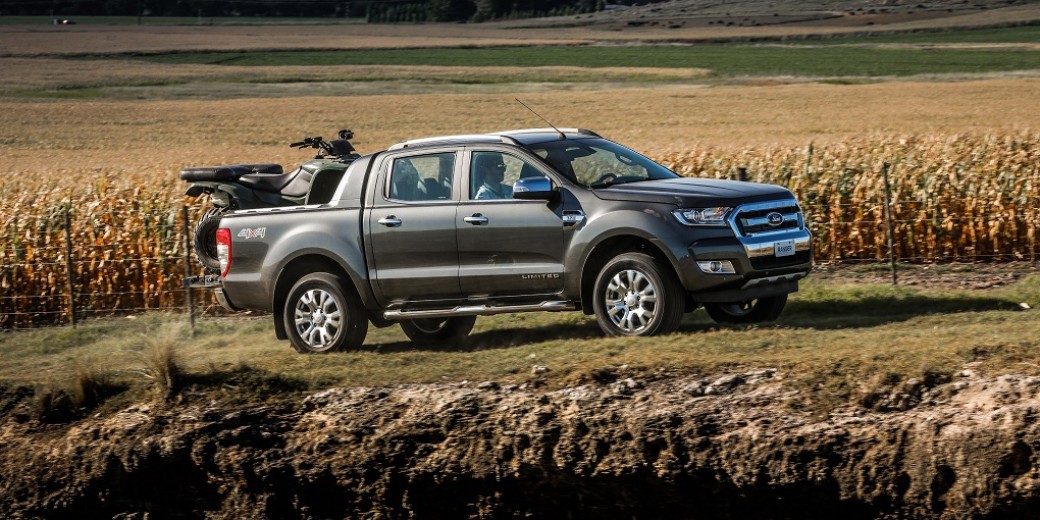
[{"x1": 680, "y1": 228, "x2": 813, "y2": 302}]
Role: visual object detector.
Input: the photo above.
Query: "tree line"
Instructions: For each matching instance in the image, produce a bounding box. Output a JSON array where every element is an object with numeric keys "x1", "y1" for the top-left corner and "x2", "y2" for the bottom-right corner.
[{"x1": 1, "y1": 0, "x2": 607, "y2": 22}]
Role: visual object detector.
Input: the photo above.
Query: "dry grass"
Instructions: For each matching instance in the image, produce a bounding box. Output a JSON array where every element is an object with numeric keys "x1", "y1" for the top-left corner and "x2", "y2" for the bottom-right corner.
[
  {"x1": 3, "y1": 4, "x2": 1040, "y2": 56},
  {"x1": 30, "y1": 361, "x2": 124, "y2": 421},
  {"x1": 1, "y1": 79, "x2": 1039, "y2": 172},
  {"x1": 140, "y1": 324, "x2": 185, "y2": 401}
]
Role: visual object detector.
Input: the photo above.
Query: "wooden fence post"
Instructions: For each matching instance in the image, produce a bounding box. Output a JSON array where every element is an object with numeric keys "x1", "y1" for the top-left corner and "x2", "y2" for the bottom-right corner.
[
  {"x1": 882, "y1": 162, "x2": 898, "y2": 286},
  {"x1": 182, "y1": 205, "x2": 195, "y2": 337},
  {"x1": 64, "y1": 208, "x2": 76, "y2": 328}
]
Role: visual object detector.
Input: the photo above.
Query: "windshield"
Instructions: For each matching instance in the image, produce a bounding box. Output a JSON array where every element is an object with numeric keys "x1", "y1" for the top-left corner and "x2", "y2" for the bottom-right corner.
[{"x1": 527, "y1": 138, "x2": 679, "y2": 188}]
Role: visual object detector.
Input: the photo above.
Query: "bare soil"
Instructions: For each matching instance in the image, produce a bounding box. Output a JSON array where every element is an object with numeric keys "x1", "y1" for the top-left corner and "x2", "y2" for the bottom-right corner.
[{"x1": 2, "y1": 368, "x2": 1039, "y2": 518}]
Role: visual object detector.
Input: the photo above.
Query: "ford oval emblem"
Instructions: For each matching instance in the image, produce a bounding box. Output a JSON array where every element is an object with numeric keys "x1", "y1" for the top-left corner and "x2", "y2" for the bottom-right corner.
[{"x1": 766, "y1": 212, "x2": 784, "y2": 227}]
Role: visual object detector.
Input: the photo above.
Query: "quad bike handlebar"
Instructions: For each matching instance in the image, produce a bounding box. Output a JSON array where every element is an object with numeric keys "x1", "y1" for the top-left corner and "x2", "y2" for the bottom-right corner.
[{"x1": 289, "y1": 129, "x2": 358, "y2": 161}]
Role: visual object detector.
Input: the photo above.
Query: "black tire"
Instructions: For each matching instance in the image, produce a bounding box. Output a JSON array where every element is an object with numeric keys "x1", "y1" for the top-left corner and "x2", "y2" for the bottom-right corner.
[
  {"x1": 400, "y1": 316, "x2": 477, "y2": 345},
  {"x1": 592, "y1": 252, "x2": 684, "y2": 337},
  {"x1": 283, "y1": 272, "x2": 368, "y2": 353},
  {"x1": 704, "y1": 294, "x2": 788, "y2": 324},
  {"x1": 193, "y1": 206, "x2": 227, "y2": 274}
]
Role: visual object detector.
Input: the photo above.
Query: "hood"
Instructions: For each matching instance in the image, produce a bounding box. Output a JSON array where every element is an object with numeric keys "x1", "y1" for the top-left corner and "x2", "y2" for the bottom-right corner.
[{"x1": 591, "y1": 178, "x2": 795, "y2": 207}]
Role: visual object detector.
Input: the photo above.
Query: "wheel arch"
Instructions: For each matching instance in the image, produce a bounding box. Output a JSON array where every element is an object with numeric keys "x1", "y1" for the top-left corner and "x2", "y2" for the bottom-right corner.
[
  {"x1": 578, "y1": 234, "x2": 684, "y2": 315},
  {"x1": 272, "y1": 254, "x2": 360, "y2": 340}
]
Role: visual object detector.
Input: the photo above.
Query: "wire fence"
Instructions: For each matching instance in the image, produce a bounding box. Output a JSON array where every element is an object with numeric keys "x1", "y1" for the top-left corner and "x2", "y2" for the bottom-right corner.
[
  {"x1": 3, "y1": 180, "x2": 1040, "y2": 330},
  {"x1": 1, "y1": 205, "x2": 223, "y2": 330}
]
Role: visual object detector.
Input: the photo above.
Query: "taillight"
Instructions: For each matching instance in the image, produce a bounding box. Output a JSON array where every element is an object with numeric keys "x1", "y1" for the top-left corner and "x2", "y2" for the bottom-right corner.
[{"x1": 216, "y1": 227, "x2": 232, "y2": 278}]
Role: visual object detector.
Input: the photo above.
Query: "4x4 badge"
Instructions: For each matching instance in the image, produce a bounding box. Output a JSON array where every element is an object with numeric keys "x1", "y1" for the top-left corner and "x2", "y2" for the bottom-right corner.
[
  {"x1": 766, "y1": 212, "x2": 784, "y2": 227},
  {"x1": 238, "y1": 227, "x2": 266, "y2": 240}
]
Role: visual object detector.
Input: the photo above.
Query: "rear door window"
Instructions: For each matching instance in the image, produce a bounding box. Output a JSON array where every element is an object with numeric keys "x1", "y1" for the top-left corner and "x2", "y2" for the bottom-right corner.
[{"x1": 387, "y1": 152, "x2": 456, "y2": 202}]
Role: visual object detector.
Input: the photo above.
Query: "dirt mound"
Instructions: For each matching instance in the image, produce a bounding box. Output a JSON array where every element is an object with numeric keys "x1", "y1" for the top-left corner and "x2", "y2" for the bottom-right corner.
[{"x1": 1, "y1": 371, "x2": 1038, "y2": 518}]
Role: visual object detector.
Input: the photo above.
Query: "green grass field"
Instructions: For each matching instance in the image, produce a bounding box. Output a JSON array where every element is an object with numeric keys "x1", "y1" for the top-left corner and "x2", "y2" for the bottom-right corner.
[
  {"x1": 800, "y1": 24, "x2": 1040, "y2": 45},
  {"x1": 132, "y1": 45, "x2": 1040, "y2": 77},
  {"x1": 3, "y1": 276, "x2": 1039, "y2": 415}
]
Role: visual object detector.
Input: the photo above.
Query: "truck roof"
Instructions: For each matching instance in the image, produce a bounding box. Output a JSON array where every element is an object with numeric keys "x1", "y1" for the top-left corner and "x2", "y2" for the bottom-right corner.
[{"x1": 387, "y1": 128, "x2": 602, "y2": 151}]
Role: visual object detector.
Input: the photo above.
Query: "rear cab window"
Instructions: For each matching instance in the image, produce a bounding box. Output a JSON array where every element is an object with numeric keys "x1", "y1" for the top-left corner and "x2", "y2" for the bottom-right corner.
[{"x1": 386, "y1": 152, "x2": 457, "y2": 202}]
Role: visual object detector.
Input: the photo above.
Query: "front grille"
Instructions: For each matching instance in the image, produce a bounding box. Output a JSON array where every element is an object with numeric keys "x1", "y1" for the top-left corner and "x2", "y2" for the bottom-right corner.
[
  {"x1": 750, "y1": 250, "x2": 811, "y2": 270},
  {"x1": 734, "y1": 203, "x2": 802, "y2": 237}
]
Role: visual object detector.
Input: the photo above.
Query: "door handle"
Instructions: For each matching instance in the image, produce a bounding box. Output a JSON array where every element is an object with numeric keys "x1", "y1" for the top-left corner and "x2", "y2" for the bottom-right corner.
[
  {"x1": 463, "y1": 214, "x2": 489, "y2": 225},
  {"x1": 378, "y1": 216, "x2": 402, "y2": 227}
]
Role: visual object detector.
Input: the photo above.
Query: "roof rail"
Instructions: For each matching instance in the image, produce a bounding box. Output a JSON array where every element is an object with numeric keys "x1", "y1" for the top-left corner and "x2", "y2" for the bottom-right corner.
[
  {"x1": 388, "y1": 134, "x2": 503, "y2": 151},
  {"x1": 494, "y1": 128, "x2": 601, "y2": 138},
  {"x1": 387, "y1": 128, "x2": 601, "y2": 150}
]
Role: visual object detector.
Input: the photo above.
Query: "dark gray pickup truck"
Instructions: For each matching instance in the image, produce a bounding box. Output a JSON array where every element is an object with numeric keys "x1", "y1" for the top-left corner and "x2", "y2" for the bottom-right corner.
[{"x1": 203, "y1": 128, "x2": 812, "y2": 353}]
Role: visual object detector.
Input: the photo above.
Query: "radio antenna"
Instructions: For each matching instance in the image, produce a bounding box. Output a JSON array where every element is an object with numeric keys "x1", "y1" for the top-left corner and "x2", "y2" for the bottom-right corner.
[{"x1": 515, "y1": 98, "x2": 565, "y2": 140}]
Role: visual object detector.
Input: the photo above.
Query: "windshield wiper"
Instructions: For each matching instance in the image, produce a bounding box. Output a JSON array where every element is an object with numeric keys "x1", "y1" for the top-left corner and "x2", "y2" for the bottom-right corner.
[{"x1": 590, "y1": 177, "x2": 646, "y2": 189}]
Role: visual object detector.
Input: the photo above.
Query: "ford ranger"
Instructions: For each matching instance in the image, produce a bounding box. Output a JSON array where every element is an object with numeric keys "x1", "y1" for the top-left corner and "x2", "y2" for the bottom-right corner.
[{"x1": 193, "y1": 128, "x2": 812, "y2": 353}]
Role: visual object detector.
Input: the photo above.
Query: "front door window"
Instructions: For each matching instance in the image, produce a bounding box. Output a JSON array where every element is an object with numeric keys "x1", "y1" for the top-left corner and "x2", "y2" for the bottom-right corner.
[{"x1": 470, "y1": 151, "x2": 543, "y2": 200}]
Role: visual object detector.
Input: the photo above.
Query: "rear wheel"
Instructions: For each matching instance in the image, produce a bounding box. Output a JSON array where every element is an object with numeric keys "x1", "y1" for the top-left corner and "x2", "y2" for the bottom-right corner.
[
  {"x1": 704, "y1": 294, "x2": 788, "y2": 324},
  {"x1": 400, "y1": 316, "x2": 477, "y2": 345},
  {"x1": 592, "y1": 252, "x2": 684, "y2": 337},
  {"x1": 284, "y1": 273, "x2": 367, "y2": 353},
  {"x1": 193, "y1": 206, "x2": 227, "y2": 274}
]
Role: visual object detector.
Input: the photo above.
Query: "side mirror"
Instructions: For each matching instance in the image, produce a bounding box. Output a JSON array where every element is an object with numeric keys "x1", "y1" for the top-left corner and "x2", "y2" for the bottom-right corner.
[{"x1": 513, "y1": 176, "x2": 558, "y2": 201}]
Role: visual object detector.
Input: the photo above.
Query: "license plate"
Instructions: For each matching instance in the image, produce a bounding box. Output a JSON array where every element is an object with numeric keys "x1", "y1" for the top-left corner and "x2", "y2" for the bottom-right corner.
[{"x1": 774, "y1": 239, "x2": 795, "y2": 257}]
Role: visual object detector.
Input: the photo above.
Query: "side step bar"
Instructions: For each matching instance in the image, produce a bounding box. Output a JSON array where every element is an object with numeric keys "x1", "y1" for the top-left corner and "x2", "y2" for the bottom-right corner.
[{"x1": 383, "y1": 301, "x2": 575, "y2": 320}]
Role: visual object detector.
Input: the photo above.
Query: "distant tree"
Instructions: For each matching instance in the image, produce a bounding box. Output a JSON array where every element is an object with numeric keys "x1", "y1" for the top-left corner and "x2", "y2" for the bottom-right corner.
[
  {"x1": 471, "y1": 0, "x2": 509, "y2": 22},
  {"x1": 426, "y1": 0, "x2": 474, "y2": 21},
  {"x1": 16, "y1": 0, "x2": 590, "y2": 21},
  {"x1": 102, "y1": 0, "x2": 135, "y2": 16}
]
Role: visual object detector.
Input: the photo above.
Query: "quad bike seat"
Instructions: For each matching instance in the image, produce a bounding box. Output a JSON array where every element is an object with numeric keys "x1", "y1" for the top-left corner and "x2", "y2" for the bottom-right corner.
[
  {"x1": 239, "y1": 167, "x2": 309, "y2": 195},
  {"x1": 179, "y1": 163, "x2": 283, "y2": 182}
]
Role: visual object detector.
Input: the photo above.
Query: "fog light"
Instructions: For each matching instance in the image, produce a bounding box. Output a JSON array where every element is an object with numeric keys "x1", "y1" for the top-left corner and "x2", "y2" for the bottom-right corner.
[{"x1": 697, "y1": 260, "x2": 736, "y2": 274}]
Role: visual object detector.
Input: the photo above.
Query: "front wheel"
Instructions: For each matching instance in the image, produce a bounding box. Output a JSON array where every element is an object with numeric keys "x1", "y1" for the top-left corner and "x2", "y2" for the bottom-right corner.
[
  {"x1": 400, "y1": 316, "x2": 477, "y2": 345},
  {"x1": 704, "y1": 294, "x2": 788, "y2": 324},
  {"x1": 284, "y1": 273, "x2": 368, "y2": 353},
  {"x1": 592, "y1": 252, "x2": 684, "y2": 337}
]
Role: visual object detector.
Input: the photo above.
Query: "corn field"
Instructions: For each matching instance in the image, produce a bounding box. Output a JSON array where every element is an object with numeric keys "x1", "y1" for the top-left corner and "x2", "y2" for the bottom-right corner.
[
  {"x1": 2, "y1": 132, "x2": 1038, "y2": 328},
  {"x1": 0, "y1": 178, "x2": 215, "y2": 328},
  {"x1": 660, "y1": 132, "x2": 1040, "y2": 263}
]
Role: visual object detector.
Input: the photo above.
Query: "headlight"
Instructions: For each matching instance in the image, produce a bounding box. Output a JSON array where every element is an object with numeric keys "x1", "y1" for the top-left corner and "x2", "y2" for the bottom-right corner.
[{"x1": 672, "y1": 207, "x2": 732, "y2": 226}]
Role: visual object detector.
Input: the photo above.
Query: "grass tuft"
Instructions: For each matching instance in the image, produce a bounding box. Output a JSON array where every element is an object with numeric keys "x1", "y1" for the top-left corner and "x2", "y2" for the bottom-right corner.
[
  {"x1": 31, "y1": 362, "x2": 126, "y2": 423},
  {"x1": 140, "y1": 324, "x2": 185, "y2": 401},
  {"x1": 32, "y1": 384, "x2": 75, "y2": 423},
  {"x1": 72, "y1": 362, "x2": 116, "y2": 409}
]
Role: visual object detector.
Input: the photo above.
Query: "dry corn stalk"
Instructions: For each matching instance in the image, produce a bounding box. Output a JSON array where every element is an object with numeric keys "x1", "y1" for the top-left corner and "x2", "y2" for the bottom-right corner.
[{"x1": 2, "y1": 132, "x2": 1039, "y2": 327}]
